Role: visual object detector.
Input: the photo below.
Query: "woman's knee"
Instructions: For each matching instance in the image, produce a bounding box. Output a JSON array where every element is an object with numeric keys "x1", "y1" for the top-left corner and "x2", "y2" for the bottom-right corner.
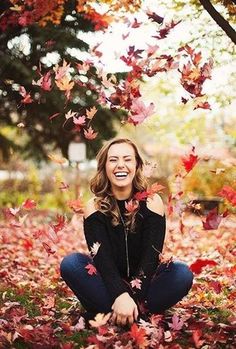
[
  {"x1": 170, "y1": 261, "x2": 194, "y2": 292},
  {"x1": 60, "y1": 252, "x2": 90, "y2": 279}
]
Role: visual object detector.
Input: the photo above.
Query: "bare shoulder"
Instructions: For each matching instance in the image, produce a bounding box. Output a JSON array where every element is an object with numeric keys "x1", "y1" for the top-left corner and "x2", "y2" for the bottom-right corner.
[
  {"x1": 146, "y1": 193, "x2": 165, "y2": 216},
  {"x1": 84, "y1": 197, "x2": 97, "y2": 218}
]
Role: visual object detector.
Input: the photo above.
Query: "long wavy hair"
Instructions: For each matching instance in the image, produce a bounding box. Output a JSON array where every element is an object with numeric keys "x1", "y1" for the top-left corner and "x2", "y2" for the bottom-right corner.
[{"x1": 90, "y1": 138, "x2": 148, "y2": 232}]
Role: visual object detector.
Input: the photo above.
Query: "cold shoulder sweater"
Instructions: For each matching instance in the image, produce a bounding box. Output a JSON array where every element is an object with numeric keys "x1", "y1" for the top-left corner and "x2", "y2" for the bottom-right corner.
[{"x1": 83, "y1": 199, "x2": 166, "y2": 303}]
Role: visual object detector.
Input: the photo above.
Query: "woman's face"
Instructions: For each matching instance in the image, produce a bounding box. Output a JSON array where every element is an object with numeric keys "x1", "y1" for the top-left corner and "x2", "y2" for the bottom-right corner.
[{"x1": 105, "y1": 142, "x2": 137, "y2": 191}]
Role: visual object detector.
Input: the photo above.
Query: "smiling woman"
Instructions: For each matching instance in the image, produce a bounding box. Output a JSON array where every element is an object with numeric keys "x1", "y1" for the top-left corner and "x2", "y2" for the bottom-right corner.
[{"x1": 60, "y1": 138, "x2": 193, "y2": 327}]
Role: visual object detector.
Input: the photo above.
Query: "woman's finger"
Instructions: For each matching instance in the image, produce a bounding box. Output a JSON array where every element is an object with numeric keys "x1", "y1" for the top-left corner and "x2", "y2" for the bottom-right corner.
[{"x1": 128, "y1": 315, "x2": 134, "y2": 325}]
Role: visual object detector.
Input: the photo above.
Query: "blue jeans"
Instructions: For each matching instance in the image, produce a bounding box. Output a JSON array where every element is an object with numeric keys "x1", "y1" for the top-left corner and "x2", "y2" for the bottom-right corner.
[{"x1": 60, "y1": 253, "x2": 193, "y2": 314}]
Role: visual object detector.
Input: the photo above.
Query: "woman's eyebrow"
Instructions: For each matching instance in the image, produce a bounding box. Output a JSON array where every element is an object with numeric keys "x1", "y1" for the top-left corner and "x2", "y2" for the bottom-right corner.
[{"x1": 108, "y1": 155, "x2": 133, "y2": 159}]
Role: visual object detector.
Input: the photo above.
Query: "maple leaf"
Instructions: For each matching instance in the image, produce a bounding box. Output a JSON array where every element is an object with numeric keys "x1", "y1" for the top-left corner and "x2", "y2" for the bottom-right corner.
[
  {"x1": 48, "y1": 153, "x2": 67, "y2": 165},
  {"x1": 50, "y1": 214, "x2": 66, "y2": 233},
  {"x1": 85, "y1": 263, "x2": 97, "y2": 275},
  {"x1": 53, "y1": 60, "x2": 71, "y2": 80},
  {"x1": 218, "y1": 185, "x2": 236, "y2": 206},
  {"x1": 42, "y1": 242, "x2": 56, "y2": 255},
  {"x1": 73, "y1": 115, "x2": 86, "y2": 126},
  {"x1": 55, "y1": 76, "x2": 74, "y2": 91},
  {"x1": 208, "y1": 280, "x2": 222, "y2": 294},
  {"x1": 9, "y1": 207, "x2": 21, "y2": 216},
  {"x1": 73, "y1": 316, "x2": 85, "y2": 331},
  {"x1": 125, "y1": 199, "x2": 139, "y2": 213},
  {"x1": 19, "y1": 86, "x2": 33, "y2": 104},
  {"x1": 84, "y1": 126, "x2": 98, "y2": 140},
  {"x1": 148, "y1": 183, "x2": 165, "y2": 197},
  {"x1": 192, "y1": 329, "x2": 205, "y2": 348},
  {"x1": 130, "y1": 278, "x2": 142, "y2": 290},
  {"x1": 22, "y1": 198, "x2": 36, "y2": 210},
  {"x1": 32, "y1": 71, "x2": 52, "y2": 91},
  {"x1": 168, "y1": 314, "x2": 184, "y2": 331},
  {"x1": 65, "y1": 110, "x2": 78, "y2": 119},
  {"x1": 90, "y1": 242, "x2": 101, "y2": 257},
  {"x1": 153, "y1": 20, "x2": 181, "y2": 39},
  {"x1": 146, "y1": 10, "x2": 164, "y2": 24},
  {"x1": 202, "y1": 208, "x2": 223, "y2": 230},
  {"x1": 67, "y1": 199, "x2": 84, "y2": 213},
  {"x1": 129, "y1": 98, "x2": 155, "y2": 125},
  {"x1": 86, "y1": 106, "x2": 97, "y2": 119},
  {"x1": 190, "y1": 258, "x2": 217, "y2": 274},
  {"x1": 134, "y1": 191, "x2": 149, "y2": 201},
  {"x1": 129, "y1": 323, "x2": 149, "y2": 348},
  {"x1": 181, "y1": 148, "x2": 199, "y2": 173},
  {"x1": 89, "y1": 312, "x2": 111, "y2": 328},
  {"x1": 131, "y1": 18, "x2": 142, "y2": 28}
]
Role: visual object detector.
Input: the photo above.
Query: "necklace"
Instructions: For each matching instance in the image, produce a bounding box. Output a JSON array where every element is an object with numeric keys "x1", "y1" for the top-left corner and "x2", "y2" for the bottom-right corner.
[{"x1": 118, "y1": 208, "x2": 130, "y2": 278}]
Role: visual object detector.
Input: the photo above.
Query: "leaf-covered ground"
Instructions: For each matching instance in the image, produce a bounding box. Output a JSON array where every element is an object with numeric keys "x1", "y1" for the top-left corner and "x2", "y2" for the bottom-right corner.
[{"x1": 0, "y1": 210, "x2": 235, "y2": 349}]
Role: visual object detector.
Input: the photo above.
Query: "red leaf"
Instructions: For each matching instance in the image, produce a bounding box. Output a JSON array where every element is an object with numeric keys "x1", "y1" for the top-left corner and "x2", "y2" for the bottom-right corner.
[
  {"x1": 190, "y1": 259, "x2": 217, "y2": 274},
  {"x1": 218, "y1": 185, "x2": 236, "y2": 206},
  {"x1": 50, "y1": 214, "x2": 66, "y2": 233},
  {"x1": 85, "y1": 263, "x2": 97, "y2": 275},
  {"x1": 42, "y1": 242, "x2": 56, "y2": 255},
  {"x1": 202, "y1": 208, "x2": 222, "y2": 230},
  {"x1": 208, "y1": 280, "x2": 222, "y2": 294},
  {"x1": 181, "y1": 148, "x2": 199, "y2": 173},
  {"x1": 22, "y1": 198, "x2": 36, "y2": 210},
  {"x1": 129, "y1": 323, "x2": 148, "y2": 348},
  {"x1": 192, "y1": 329, "x2": 205, "y2": 348}
]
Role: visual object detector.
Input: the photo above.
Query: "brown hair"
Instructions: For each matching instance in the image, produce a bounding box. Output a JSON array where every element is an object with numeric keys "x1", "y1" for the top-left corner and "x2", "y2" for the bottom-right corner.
[{"x1": 90, "y1": 138, "x2": 148, "y2": 232}]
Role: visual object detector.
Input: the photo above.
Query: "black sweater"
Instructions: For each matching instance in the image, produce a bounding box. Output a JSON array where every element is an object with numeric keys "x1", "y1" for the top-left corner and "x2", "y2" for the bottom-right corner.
[{"x1": 83, "y1": 199, "x2": 166, "y2": 303}]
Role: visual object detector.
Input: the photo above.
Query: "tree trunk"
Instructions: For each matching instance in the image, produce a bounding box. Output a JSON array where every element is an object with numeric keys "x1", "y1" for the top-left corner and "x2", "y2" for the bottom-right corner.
[{"x1": 199, "y1": 0, "x2": 236, "y2": 45}]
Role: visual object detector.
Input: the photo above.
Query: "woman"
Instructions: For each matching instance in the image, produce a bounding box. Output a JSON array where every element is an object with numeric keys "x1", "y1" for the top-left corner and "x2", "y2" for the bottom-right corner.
[{"x1": 60, "y1": 138, "x2": 193, "y2": 326}]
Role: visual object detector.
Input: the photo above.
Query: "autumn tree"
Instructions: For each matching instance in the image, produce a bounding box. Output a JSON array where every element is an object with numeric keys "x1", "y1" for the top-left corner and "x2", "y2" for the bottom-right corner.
[{"x1": 0, "y1": 0, "x2": 135, "y2": 162}]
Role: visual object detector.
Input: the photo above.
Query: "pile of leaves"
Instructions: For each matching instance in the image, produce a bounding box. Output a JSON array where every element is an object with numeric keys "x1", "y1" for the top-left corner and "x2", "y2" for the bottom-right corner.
[{"x1": 0, "y1": 168, "x2": 235, "y2": 348}]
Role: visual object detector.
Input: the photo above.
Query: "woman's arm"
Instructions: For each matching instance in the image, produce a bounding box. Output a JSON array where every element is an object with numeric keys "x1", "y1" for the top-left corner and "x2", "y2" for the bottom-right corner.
[{"x1": 133, "y1": 194, "x2": 166, "y2": 300}]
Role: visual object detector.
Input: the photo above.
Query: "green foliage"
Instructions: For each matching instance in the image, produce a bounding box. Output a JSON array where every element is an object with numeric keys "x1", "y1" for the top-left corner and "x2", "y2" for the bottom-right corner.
[{"x1": 0, "y1": 3, "x2": 122, "y2": 163}]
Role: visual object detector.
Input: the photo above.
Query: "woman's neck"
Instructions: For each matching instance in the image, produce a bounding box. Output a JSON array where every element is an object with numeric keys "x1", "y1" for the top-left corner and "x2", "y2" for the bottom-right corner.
[{"x1": 112, "y1": 187, "x2": 133, "y2": 201}]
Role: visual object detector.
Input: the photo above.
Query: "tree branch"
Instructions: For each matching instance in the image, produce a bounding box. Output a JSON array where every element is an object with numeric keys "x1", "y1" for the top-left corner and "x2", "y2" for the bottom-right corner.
[{"x1": 199, "y1": 0, "x2": 236, "y2": 45}]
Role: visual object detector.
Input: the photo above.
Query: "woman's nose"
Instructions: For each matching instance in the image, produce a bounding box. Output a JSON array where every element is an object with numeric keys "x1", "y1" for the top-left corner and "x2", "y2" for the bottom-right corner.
[{"x1": 117, "y1": 160, "x2": 125, "y2": 168}]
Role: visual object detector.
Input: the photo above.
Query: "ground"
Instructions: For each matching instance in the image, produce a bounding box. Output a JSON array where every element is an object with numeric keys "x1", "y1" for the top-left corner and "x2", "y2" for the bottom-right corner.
[{"x1": 0, "y1": 210, "x2": 235, "y2": 348}]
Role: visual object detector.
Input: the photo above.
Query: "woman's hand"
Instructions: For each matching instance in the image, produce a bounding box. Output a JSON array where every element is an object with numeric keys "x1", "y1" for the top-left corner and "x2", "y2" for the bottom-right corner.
[{"x1": 111, "y1": 292, "x2": 138, "y2": 326}]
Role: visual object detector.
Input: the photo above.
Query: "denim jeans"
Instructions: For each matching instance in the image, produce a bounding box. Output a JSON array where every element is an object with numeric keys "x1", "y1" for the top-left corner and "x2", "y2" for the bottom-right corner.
[{"x1": 60, "y1": 253, "x2": 193, "y2": 314}]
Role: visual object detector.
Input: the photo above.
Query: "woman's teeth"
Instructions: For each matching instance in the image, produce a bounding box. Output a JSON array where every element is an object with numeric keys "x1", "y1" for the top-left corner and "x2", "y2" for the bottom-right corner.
[{"x1": 114, "y1": 172, "x2": 128, "y2": 179}]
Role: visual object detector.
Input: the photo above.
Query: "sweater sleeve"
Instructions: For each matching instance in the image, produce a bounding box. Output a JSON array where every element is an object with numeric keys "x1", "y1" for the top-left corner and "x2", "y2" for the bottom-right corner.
[
  {"x1": 133, "y1": 210, "x2": 166, "y2": 300},
  {"x1": 83, "y1": 212, "x2": 131, "y2": 302}
]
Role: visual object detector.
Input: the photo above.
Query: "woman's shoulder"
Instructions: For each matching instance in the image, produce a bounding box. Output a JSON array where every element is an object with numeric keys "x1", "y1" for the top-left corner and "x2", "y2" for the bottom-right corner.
[
  {"x1": 84, "y1": 197, "x2": 98, "y2": 219},
  {"x1": 145, "y1": 193, "x2": 165, "y2": 217}
]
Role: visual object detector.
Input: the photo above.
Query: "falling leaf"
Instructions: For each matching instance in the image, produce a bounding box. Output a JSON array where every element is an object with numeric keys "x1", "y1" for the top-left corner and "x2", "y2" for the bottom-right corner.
[
  {"x1": 86, "y1": 106, "x2": 97, "y2": 119},
  {"x1": 22, "y1": 199, "x2": 37, "y2": 210},
  {"x1": 218, "y1": 185, "x2": 236, "y2": 206},
  {"x1": 128, "y1": 98, "x2": 155, "y2": 125},
  {"x1": 48, "y1": 153, "x2": 67, "y2": 164},
  {"x1": 202, "y1": 208, "x2": 223, "y2": 230},
  {"x1": 125, "y1": 199, "x2": 139, "y2": 213},
  {"x1": 181, "y1": 148, "x2": 199, "y2": 173},
  {"x1": 85, "y1": 263, "x2": 97, "y2": 275},
  {"x1": 42, "y1": 242, "x2": 56, "y2": 255},
  {"x1": 130, "y1": 278, "x2": 142, "y2": 290},
  {"x1": 90, "y1": 242, "x2": 101, "y2": 257},
  {"x1": 67, "y1": 199, "x2": 84, "y2": 214},
  {"x1": 84, "y1": 126, "x2": 98, "y2": 140}
]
